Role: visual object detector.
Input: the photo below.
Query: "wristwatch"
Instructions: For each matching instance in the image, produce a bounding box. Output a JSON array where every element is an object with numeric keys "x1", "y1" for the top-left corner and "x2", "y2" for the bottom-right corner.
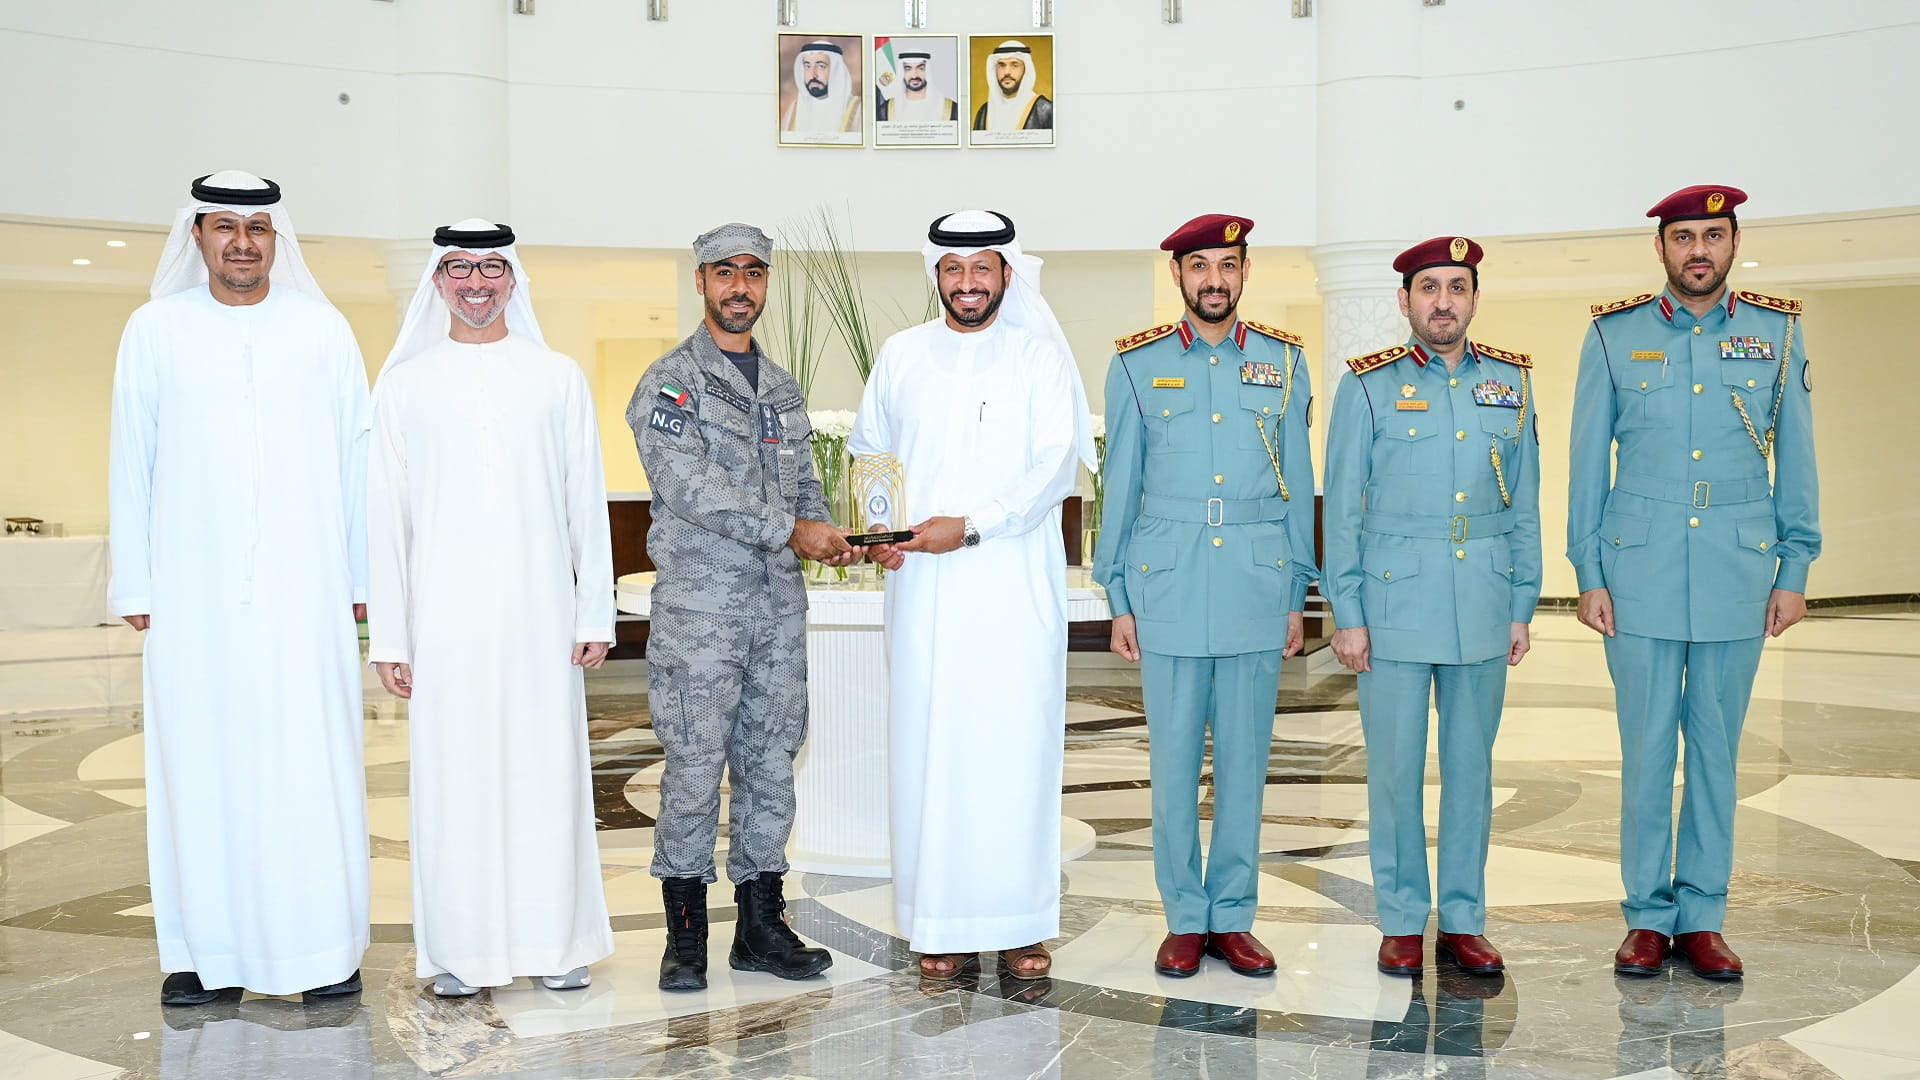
[{"x1": 961, "y1": 517, "x2": 981, "y2": 548}]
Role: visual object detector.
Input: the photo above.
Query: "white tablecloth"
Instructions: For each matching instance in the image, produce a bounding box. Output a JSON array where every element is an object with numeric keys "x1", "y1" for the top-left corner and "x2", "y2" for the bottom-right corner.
[
  {"x1": 618, "y1": 569, "x2": 1106, "y2": 876},
  {"x1": 0, "y1": 535, "x2": 113, "y2": 631}
]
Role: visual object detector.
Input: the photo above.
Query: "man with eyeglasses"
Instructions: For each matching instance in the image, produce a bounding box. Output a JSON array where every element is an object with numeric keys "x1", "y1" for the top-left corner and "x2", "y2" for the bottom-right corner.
[{"x1": 367, "y1": 220, "x2": 616, "y2": 997}]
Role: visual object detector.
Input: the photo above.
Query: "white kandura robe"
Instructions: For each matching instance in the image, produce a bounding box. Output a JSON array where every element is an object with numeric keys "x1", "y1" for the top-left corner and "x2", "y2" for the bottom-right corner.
[
  {"x1": 366, "y1": 334, "x2": 616, "y2": 984},
  {"x1": 108, "y1": 286, "x2": 371, "y2": 995},
  {"x1": 850, "y1": 317, "x2": 1080, "y2": 953}
]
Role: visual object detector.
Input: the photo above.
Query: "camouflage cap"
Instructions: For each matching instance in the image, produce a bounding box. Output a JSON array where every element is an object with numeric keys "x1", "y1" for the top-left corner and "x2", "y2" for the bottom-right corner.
[{"x1": 693, "y1": 222, "x2": 773, "y2": 266}]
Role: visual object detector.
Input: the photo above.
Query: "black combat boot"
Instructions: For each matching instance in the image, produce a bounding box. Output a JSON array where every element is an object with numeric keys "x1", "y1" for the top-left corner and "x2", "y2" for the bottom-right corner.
[
  {"x1": 659, "y1": 876, "x2": 709, "y2": 991},
  {"x1": 730, "y1": 874, "x2": 832, "y2": 980}
]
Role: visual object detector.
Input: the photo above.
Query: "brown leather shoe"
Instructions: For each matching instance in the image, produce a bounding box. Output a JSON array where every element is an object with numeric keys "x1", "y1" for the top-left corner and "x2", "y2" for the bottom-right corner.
[
  {"x1": 1672, "y1": 931, "x2": 1743, "y2": 980},
  {"x1": 1155, "y1": 933, "x2": 1205, "y2": 978},
  {"x1": 1613, "y1": 929, "x2": 1670, "y2": 976},
  {"x1": 1377, "y1": 934, "x2": 1422, "y2": 976},
  {"x1": 1435, "y1": 932, "x2": 1504, "y2": 974},
  {"x1": 1205, "y1": 932, "x2": 1277, "y2": 977}
]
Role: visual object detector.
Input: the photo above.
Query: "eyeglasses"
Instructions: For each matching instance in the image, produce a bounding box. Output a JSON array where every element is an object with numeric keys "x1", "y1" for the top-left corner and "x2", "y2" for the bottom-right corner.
[{"x1": 438, "y1": 258, "x2": 511, "y2": 280}]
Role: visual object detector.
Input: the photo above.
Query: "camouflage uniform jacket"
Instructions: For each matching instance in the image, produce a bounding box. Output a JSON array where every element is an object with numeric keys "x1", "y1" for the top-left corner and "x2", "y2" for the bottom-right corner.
[{"x1": 626, "y1": 324, "x2": 828, "y2": 618}]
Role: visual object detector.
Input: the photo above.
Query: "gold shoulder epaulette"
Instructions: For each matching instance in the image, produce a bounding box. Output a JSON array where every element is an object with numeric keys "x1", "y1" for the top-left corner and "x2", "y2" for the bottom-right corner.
[
  {"x1": 1737, "y1": 290, "x2": 1802, "y2": 315},
  {"x1": 1242, "y1": 320, "x2": 1304, "y2": 347},
  {"x1": 1474, "y1": 342, "x2": 1533, "y2": 369},
  {"x1": 1345, "y1": 345, "x2": 1408, "y2": 375},
  {"x1": 1590, "y1": 293, "x2": 1656, "y2": 318},
  {"x1": 1114, "y1": 323, "x2": 1178, "y2": 353}
]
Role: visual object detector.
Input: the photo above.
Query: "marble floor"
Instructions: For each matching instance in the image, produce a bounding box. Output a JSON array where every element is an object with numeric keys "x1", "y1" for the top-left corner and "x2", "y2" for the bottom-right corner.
[{"x1": 2, "y1": 610, "x2": 1917, "y2": 1079}]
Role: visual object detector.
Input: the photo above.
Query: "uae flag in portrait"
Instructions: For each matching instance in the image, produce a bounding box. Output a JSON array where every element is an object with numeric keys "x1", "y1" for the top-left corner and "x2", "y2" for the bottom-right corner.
[{"x1": 873, "y1": 36, "x2": 900, "y2": 103}]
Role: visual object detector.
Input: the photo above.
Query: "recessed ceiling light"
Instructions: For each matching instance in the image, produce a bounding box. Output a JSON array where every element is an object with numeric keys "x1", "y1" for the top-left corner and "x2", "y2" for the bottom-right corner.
[
  {"x1": 1741, "y1": 260, "x2": 1760, "y2": 268},
  {"x1": 106, "y1": 239, "x2": 127, "y2": 248},
  {"x1": 71, "y1": 258, "x2": 91, "y2": 266}
]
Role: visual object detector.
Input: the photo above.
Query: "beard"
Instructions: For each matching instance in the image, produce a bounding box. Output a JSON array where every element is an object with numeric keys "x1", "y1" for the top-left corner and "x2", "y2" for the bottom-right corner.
[
  {"x1": 1181, "y1": 283, "x2": 1239, "y2": 325},
  {"x1": 449, "y1": 288, "x2": 506, "y2": 329},
  {"x1": 905, "y1": 75, "x2": 927, "y2": 92},
  {"x1": 1664, "y1": 252, "x2": 1732, "y2": 299},
  {"x1": 1411, "y1": 310, "x2": 1466, "y2": 347},
  {"x1": 805, "y1": 78, "x2": 829, "y2": 99},
  {"x1": 706, "y1": 292, "x2": 762, "y2": 334},
  {"x1": 999, "y1": 74, "x2": 1021, "y2": 96},
  {"x1": 940, "y1": 286, "x2": 1006, "y2": 328}
]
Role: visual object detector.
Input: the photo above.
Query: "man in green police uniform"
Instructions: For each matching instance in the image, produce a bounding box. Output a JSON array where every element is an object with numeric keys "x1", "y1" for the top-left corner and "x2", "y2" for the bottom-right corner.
[
  {"x1": 1094, "y1": 213, "x2": 1318, "y2": 979},
  {"x1": 1569, "y1": 186, "x2": 1820, "y2": 980},
  {"x1": 1324, "y1": 236, "x2": 1541, "y2": 978}
]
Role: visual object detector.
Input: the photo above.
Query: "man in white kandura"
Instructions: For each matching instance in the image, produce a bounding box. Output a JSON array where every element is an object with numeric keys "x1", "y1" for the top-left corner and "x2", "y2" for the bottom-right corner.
[
  {"x1": 855, "y1": 209, "x2": 1098, "y2": 982},
  {"x1": 367, "y1": 220, "x2": 616, "y2": 997},
  {"x1": 109, "y1": 171, "x2": 371, "y2": 1006}
]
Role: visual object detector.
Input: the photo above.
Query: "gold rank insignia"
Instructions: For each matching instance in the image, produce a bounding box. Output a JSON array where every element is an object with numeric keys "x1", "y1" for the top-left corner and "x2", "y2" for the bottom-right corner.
[
  {"x1": 1473, "y1": 341, "x2": 1533, "y2": 368},
  {"x1": 1346, "y1": 345, "x2": 1408, "y2": 374},
  {"x1": 1736, "y1": 290, "x2": 1803, "y2": 315},
  {"x1": 1590, "y1": 293, "x2": 1657, "y2": 318},
  {"x1": 1152, "y1": 377, "x2": 1185, "y2": 388},
  {"x1": 1114, "y1": 323, "x2": 1179, "y2": 353},
  {"x1": 1242, "y1": 320, "x2": 1304, "y2": 346},
  {"x1": 1449, "y1": 236, "x2": 1470, "y2": 261},
  {"x1": 1401, "y1": 383, "x2": 1416, "y2": 398}
]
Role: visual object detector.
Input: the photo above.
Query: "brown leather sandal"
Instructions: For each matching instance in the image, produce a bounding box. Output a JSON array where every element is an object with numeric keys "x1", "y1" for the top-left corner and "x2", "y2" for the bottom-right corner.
[
  {"x1": 917, "y1": 952, "x2": 979, "y2": 981},
  {"x1": 998, "y1": 943, "x2": 1052, "y2": 981}
]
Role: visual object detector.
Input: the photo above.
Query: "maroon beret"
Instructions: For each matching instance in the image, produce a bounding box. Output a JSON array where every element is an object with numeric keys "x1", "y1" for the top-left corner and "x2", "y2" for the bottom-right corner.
[
  {"x1": 1647, "y1": 185, "x2": 1747, "y2": 224},
  {"x1": 1161, "y1": 214, "x2": 1253, "y2": 254},
  {"x1": 1393, "y1": 235, "x2": 1484, "y2": 277}
]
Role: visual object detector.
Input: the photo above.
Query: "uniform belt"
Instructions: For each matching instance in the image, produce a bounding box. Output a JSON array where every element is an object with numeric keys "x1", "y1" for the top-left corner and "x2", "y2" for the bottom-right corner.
[
  {"x1": 1141, "y1": 494, "x2": 1289, "y2": 526},
  {"x1": 1614, "y1": 474, "x2": 1771, "y2": 508},
  {"x1": 1363, "y1": 509, "x2": 1514, "y2": 541}
]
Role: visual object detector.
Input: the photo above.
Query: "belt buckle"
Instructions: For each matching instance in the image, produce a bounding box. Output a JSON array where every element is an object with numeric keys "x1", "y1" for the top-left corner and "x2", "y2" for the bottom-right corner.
[
  {"x1": 1451, "y1": 515, "x2": 1468, "y2": 543},
  {"x1": 1693, "y1": 481, "x2": 1710, "y2": 509},
  {"x1": 1207, "y1": 497, "x2": 1225, "y2": 527}
]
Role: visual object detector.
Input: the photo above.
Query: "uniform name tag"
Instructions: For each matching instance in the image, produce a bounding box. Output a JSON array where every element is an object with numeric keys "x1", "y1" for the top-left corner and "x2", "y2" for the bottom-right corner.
[
  {"x1": 1472, "y1": 380, "x2": 1523, "y2": 408},
  {"x1": 1240, "y1": 361, "x2": 1285, "y2": 387},
  {"x1": 1152, "y1": 377, "x2": 1185, "y2": 388},
  {"x1": 648, "y1": 404, "x2": 687, "y2": 437},
  {"x1": 1394, "y1": 400, "x2": 1428, "y2": 411},
  {"x1": 759, "y1": 404, "x2": 782, "y2": 443},
  {"x1": 1720, "y1": 336, "x2": 1775, "y2": 360},
  {"x1": 1630, "y1": 350, "x2": 1665, "y2": 362}
]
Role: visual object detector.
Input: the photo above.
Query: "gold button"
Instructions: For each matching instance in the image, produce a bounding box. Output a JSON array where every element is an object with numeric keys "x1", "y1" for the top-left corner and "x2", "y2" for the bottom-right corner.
[
  {"x1": 1456, "y1": 430, "x2": 1466, "y2": 440},
  {"x1": 1692, "y1": 449, "x2": 1703, "y2": 460},
  {"x1": 1213, "y1": 474, "x2": 1224, "y2": 484},
  {"x1": 1275, "y1": 559, "x2": 1286, "y2": 567},
  {"x1": 1760, "y1": 541, "x2": 1769, "y2": 551},
  {"x1": 1383, "y1": 571, "x2": 1391, "y2": 580},
  {"x1": 1747, "y1": 378, "x2": 1757, "y2": 388},
  {"x1": 1449, "y1": 378, "x2": 1459, "y2": 387},
  {"x1": 1688, "y1": 516, "x2": 1700, "y2": 527},
  {"x1": 1139, "y1": 564, "x2": 1149, "y2": 571},
  {"x1": 1503, "y1": 428, "x2": 1511, "y2": 436},
  {"x1": 1640, "y1": 380, "x2": 1648, "y2": 389},
  {"x1": 1262, "y1": 406, "x2": 1271, "y2": 414},
  {"x1": 1455, "y1": 492, "x2": 1467, "y2": 502},
  {"x1": 1212, "y1": 412, "x2": 1222, "y2": 423},
  {"x1": 1209, "y1": 356, "x2": 1219, "y2": 365},
  {"x1": 1407, "y1": 428, "x2": 1418, "y2": 436},
  {"x1": 1693, "y1": 383, "x2": 1703, "y2": 394},
  {"x1": 1456, "y1": 549, "x2": 1466, "y2": 559},
  {"x1": 1693, "y1": 325, "x2": 1703, "y2": 335},
  {"x1": 1212, "y1": 537, "x2": 1223, "y2": 548},
  {"x1": 1161, "y1": 409, "x2": 1170, "y2": 417},
  {"x1": 1613, "y1": 537, "x2": 1621, "y2": 545}
]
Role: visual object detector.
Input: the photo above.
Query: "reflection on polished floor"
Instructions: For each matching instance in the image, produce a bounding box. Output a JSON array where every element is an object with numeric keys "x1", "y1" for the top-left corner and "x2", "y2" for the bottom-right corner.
[{"x1": 2, "y1": 610, "x2": 1917, "y2": 1079}]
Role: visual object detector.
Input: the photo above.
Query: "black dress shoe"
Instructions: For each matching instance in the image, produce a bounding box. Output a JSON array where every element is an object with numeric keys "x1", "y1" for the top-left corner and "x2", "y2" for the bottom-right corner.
[
  {"x1": 304, "y1": 969, "x2": 363, "y2": 999},
  {"x1": 161, "y1": 971, "x2": 220, "y2": 1006}
]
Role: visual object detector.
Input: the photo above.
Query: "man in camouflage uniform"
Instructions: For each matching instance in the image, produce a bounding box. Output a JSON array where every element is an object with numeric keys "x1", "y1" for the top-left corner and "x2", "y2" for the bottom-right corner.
[{"x1": 627, "y1": 222, "x2": 860, "y2": 991}]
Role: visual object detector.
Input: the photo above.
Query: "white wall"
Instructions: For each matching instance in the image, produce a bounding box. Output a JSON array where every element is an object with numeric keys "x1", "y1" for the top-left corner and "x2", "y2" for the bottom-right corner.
[{"x1": 5, "y1": 2, "x2": 1917, "y2": 249}]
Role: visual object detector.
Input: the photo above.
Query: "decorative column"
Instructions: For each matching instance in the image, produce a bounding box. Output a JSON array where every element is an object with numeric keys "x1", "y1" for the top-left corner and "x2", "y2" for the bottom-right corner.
[{"x1": 1310, "y1": 242, "x2": 1407, "y2": 400}]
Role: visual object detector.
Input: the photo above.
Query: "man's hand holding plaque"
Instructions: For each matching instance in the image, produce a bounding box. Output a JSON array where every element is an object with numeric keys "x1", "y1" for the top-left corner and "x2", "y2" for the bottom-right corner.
[{"x1": 852, "y1": 453, "x2": 912, "y2": 569}]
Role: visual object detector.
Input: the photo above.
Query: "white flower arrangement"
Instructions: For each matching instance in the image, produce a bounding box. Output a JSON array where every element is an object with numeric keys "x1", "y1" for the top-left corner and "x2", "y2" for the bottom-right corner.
[
  {"x1": 1091, "y1": 414, "x2": 1106, "y2": 440},
  {"x1": 808, "y1": 409, "x2": 857, "y2": 441}
]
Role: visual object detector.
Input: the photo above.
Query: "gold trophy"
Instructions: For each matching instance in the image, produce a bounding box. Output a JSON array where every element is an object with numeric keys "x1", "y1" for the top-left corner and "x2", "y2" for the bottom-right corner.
[{"x1": 847, "y1": 453, "x2": 913, "y2": 545}]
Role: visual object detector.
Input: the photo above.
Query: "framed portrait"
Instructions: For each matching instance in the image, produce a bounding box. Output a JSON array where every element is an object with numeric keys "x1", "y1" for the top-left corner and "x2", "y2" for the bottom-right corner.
[
  {"x1": 965, "y1": 33, "x2": 1054, "y2": 148},
  {"x1": 777, "y1": 33, "x2": 866, "y2": 148},
  {"x1": 872, "y1": 35, "x2": 962, "y2": 149}
]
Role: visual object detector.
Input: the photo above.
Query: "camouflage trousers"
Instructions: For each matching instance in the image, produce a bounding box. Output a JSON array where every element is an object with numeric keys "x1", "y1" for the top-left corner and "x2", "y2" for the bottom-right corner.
[{"x1": 646, "y1": 606, "x2": 809, "y2": 884}]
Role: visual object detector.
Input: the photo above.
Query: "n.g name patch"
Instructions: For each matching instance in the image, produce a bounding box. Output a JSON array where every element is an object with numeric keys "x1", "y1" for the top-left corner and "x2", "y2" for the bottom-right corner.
[{"x1": 648, "y1": 403, "x2": 687, "y2": 438}]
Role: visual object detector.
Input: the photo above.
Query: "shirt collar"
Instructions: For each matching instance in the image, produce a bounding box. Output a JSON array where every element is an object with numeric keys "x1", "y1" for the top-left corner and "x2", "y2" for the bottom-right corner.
[
  {"x1": 1178, "y1": 316, "x2": 1247, "y2": 352},
  {"x1": 1657, "y1": 288, "x2": 1738, "y2": 325},
  {"x1": 1406, "y1": 339, "x2": 1478, "y2": 369}
]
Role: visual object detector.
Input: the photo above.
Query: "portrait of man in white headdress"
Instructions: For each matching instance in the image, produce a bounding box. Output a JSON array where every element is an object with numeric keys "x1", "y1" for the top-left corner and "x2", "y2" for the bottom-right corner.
[
  {"x1": 874, "y1": 35, "x2": 962, "y2": 149},
  {"x1": 777, "y1": 34, "x2": 864, "y2": 147},
  {"x1": 968, "y1": 35, "x2": 1055, "y2": 147}
]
